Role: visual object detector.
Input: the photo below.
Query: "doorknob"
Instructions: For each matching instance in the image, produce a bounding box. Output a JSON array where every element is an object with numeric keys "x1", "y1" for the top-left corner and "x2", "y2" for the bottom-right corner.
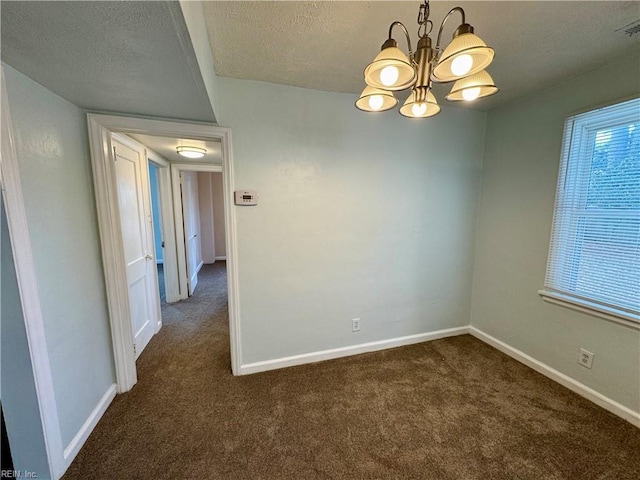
[{"x1": 145, "y1": 254, "x2": 153, "y2": 260}]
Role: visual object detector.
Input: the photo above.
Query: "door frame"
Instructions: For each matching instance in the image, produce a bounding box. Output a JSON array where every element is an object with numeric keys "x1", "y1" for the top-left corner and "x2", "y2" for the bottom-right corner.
[
  {"x1": 171, "y1": 164, "x2": 222, "y2": 300},
  {"x1": 146, "y1": 150, "x2": 180, "y2": 308},
  {"x1": 87, "y1": 114, "x2": 241, "y2": 392}
]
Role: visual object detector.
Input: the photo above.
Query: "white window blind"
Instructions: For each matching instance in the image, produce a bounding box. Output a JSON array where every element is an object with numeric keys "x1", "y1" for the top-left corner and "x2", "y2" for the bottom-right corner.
[{"x1": 541, "y1": 97, "x2": 640, "y2": 324}]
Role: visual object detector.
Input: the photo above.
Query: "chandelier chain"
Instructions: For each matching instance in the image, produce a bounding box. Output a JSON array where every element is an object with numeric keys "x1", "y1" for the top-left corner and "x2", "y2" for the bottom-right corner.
[
  {"x1": 417, "y1": 0, "x2": 429, "y2": 27},
  {"x1": 417, "y1": 1, "x2": 433, "y2": 38}
]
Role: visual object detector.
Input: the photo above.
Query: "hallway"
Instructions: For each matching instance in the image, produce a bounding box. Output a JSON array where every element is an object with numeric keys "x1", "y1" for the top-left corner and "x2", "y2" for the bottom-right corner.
[{"x1": 64, "y1": 262, "x2": 231, "y2": 479}]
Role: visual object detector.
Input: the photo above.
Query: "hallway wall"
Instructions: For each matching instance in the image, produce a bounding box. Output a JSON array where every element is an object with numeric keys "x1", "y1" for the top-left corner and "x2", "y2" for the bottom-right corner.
[
  {"x1": 198, "y1": 172, "x2": 216, "y2": 263},
  {"x1": 211, "y1": 172, "x2": 226, "y2": 259},
  {"x1": 3, "y1": 64, "x2": 115, "y2": 449},
  {"x1": 197, "y1": 172, "x2": 226, "y2": 262},
  {"x1": 1, "y1": 196, "x2": 50, "y2": 478}
]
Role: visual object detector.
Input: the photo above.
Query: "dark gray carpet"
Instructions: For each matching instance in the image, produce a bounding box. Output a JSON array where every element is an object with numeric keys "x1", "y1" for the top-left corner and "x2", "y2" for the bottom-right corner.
[{"x1": 63, "y1": 262, "x2": 640, "y2": 479}]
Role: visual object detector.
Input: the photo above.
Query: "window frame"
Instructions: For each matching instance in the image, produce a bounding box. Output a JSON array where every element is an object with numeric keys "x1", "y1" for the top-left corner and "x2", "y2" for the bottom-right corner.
[{"x1": 539, "y1": 98, "x2": 640, "y2": 330}]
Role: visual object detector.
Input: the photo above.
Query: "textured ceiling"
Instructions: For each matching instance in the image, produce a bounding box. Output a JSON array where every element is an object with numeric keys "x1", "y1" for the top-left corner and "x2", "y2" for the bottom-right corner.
[
  {"x1": 128, "y1": 133, "x2": 222, "y2": 164},
  {"x1": 1, "y1": 1, "x2": 216, "y2": 122},
  {"x1": 2, "y1": 2, "x2": 637, "y2": 118},
  {"x1": 204, "y1": 1, "x2": 640, "y2": 111}
]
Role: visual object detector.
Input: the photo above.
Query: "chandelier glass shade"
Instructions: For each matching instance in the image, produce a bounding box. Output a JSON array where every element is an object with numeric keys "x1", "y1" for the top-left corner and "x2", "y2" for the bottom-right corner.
[
  {"x1": 445, "y1": 70, "x2": 499, "y2": 101},
  {"x1": 356, "y1": 0, "x2": 497, "y2": 118},
  {"x1": 431, "y1": 31, "x2": 494, "y2": 82},
  {"x1": 355, "y1": 86, "x2": 399, "y2": 112},
  {"x1": 364, "y1": 43, "x2": 417, "y2": 90},
  {"x1": 399, "y1": 89, "x2": 441, "y2": 118}
]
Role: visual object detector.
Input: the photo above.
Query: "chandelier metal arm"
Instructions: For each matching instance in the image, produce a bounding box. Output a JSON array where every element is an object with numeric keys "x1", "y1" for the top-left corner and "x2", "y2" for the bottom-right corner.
[
  {"x1": 435, "y1": 7, "x2": 466, "y2": 51},
  {"x1": 388, "y1": 21, "x2": 414, "y2": 58}
]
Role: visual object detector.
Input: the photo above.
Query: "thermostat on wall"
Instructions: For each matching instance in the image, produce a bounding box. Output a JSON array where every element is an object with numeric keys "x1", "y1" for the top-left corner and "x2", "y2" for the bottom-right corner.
[{"x1": 234, "y1": 190, "x2": 259, "y2": 206}]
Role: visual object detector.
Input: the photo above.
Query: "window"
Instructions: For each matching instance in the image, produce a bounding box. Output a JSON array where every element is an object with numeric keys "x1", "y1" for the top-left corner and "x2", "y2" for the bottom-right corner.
[{"x1": 540, "y1": 97, "x2": 640, "y2": 326}]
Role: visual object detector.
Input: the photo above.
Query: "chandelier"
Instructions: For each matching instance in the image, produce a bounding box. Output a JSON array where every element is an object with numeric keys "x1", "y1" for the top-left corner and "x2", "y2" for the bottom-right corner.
[{"x1": 356, "y1": 0, "x2": 498, "y2": 118}]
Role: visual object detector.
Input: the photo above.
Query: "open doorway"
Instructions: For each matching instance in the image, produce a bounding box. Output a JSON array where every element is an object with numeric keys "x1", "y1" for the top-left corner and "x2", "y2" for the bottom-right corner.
[
  {"x1": 126, "y1": 134, "x2": 226, "y2": 303},
  {"x1": 87, "y1": 114, "x2": 241, "y2": 393},
  {"x1": 174, "y1": 168, "x2": 226, "y2": 297},
  {"x1": 137, "y1": 140, "x2": 229, "y2": 312},
  {"x1": 169, "y1": 164, "x2": 226, "y2": 300},
  {"x1": 148, "y1": 162, "x2": 166, "y2": 303},
  {"x1": 111, "y1": 133, "x2": 229, "y2": 364}
]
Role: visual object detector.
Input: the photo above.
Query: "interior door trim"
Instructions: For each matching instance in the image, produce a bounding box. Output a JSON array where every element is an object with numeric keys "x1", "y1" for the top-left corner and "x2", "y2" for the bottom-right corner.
[{"x1": 86, "y1": 114, "x2": 242, "y2": 393}]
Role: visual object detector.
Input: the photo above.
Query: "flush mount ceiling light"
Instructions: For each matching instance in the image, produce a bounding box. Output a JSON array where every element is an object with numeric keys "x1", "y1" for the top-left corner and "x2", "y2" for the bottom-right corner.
[
  {"x1": 356, "y1": 0, "x2": 498, "y2": 118},
  {"x1": 176, "y1": 146, "x2": 207, "y2": 159}
]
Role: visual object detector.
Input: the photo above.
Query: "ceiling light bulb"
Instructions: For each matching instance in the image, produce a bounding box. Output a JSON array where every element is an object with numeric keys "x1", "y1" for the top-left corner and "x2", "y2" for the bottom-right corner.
[
  {"x1": 176, "y1": 146, "x2": 207, "y2": 158},
  {"x1": 380, "y1": 65, "x2": 399, "y2": 87},
  {"x1": 368, "y1": 95, "x2": 384, "y2": 111},
  {"x1": 411, "y1": 103, "x2": 427, "y2": 116},
  {"x1": 451, "y1": 54, "x2": 473, "y2": 77},
  {"x1": 462, "y1": 87, "x2": 481, "y2": 101}
]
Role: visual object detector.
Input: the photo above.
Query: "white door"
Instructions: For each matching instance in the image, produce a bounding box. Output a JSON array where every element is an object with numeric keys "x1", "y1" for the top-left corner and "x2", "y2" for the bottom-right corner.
[
  {"x1": 112, "y1": 135, "x2": 159, "y2": 358},
  {"x1": 181, "y1": 171, "x2": 203, "y2": 295}
]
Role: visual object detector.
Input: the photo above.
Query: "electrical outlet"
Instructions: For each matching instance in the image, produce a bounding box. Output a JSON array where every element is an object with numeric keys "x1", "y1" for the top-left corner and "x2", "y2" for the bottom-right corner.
[
  {"x1": 352, "y1": 318, "x2": 361, "y2": 332},
  {"x1": 578, "y1": 348, "x2": 594, "y2": 369}
]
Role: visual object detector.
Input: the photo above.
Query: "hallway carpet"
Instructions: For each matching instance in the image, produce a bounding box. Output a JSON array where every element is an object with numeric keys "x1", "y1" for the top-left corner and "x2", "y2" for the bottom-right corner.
[{"x1": 63, "y1": 262, "x2": 640, "y2": 480}]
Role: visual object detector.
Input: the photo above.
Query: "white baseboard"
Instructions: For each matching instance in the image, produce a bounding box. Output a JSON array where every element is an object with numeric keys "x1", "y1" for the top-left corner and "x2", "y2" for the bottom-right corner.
[
  {"x1": 62, "y1": 384, "x2": 117, "y2": 469},
  {"x1": 215, "y1": 256, "x2": 226, "y2": 261},
  {"x1": 240, "y1": 326, "x2": 470, "y2": 375},
  {"x1": 469, "y1": 327, "x2": 640, "y2": 428}
]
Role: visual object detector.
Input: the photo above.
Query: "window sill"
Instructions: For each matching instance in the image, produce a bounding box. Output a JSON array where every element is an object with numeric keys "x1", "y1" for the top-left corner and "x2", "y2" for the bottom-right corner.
[{"x1": 538, "y1": 290, "x2": 640, "y2": 330}]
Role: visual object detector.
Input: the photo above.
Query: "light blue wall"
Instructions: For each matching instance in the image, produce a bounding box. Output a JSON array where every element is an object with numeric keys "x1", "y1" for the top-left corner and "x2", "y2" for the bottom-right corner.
[
  {"x1": 148, "y1": 163, "x2": 163, "y2": 263},
  {"x1": 1, "y1": 196, "x2": 50, "y2": 478},
  {"x1": 217, "y1": 77, "x2": 487, "y2": 364},
  {"x1": 3, "y1": 64, "x2": 115, "y2": 446},
  {"x1": 470, "y1": 54, "x2": 640, "y2": 412}
]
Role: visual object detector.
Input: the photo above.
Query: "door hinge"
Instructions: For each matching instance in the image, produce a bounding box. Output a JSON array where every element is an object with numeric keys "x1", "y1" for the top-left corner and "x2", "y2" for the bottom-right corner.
[
  {"x1": 133, "y1": 343, "x2": 137, "y2": 355},
  {"x1": 112, "y1": 146, "x2": 117, "y2": 161}
]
